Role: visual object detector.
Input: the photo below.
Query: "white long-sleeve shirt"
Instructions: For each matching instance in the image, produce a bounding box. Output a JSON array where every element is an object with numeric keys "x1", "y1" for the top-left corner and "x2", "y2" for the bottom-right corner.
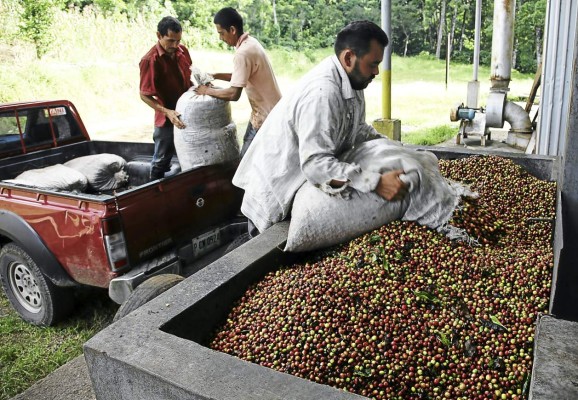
[{"x1": 232, "y1": 55, "x2": 398, "y2": 232}]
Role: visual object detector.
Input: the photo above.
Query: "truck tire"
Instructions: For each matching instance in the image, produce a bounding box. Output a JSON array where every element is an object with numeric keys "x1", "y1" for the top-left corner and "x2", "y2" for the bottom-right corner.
[
  {"x1": 113, "y1": 274, "x2": 184, "y2": 322},
  {"x1": 0, "y1": 243, "x2": 74, "y2": 326},
  {"x1": 225, "y1": 232, "x2": 251, "y2": 253}
]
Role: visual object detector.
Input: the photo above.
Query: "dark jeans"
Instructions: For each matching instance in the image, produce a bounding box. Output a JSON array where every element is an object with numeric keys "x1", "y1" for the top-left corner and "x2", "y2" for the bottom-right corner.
[
  {"x1": 150, "y1": 124, "x2": 175, "y2": 180},
  {"x1": 240, "y1": 122, "x2": 258, "y2": 159}
]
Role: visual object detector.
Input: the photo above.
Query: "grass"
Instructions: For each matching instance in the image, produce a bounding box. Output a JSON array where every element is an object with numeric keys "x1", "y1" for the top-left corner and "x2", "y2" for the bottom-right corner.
[
  {"x1": 0, "y1": 8, "x2": 538, "y2": 398},
  {"x1": 403, "y1": 124, "x2": 457, "y2": 146},
  {"x1": 0, "y1": 288, "x2": 117, "y2": 400}
]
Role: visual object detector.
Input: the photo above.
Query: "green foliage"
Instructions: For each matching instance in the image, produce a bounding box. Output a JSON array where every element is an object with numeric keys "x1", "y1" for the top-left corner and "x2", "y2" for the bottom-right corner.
[
  {"x1": 173, "y1": 0, "x2": 220, "y2": 30},
  {"x1": 515, "y1": 0, "x2": 546, "y2": 73},
  {"x1": 19, "y1": 0, "x2": 56, "y2": 59},
  {"x1": 38, "y1": 0, "x2": 546, "y2": 74},
  {"x1": 392, "y1": 1, "x2": 421, "y2": 56},
  {"x1": 93, "y1": 0, "x2": 127, "y2": 16},
  {"x1": 0, "y1": 5, "x2": 536, "y2": 141}
]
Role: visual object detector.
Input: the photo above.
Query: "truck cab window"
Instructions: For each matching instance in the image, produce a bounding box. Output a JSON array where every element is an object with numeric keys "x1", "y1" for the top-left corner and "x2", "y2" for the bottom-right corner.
[{"x1": 0, "y1": 110, "x2": 26, "y2": 152}]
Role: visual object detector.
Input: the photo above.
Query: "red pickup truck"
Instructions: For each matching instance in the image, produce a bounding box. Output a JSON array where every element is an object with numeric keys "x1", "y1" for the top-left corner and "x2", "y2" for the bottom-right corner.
[{"x1": 0, "y1": 100, "x2": 246, "y2": 325}]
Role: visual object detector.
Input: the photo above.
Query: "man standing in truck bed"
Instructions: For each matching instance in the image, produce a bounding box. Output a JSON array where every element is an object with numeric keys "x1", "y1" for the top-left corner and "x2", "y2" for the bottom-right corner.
[
  {"x1": 140, "y1": 16, "x2": 192, "y2": 180},
  {"x1": 194, "y1": 7, "x2": 281, "y2": 158}
]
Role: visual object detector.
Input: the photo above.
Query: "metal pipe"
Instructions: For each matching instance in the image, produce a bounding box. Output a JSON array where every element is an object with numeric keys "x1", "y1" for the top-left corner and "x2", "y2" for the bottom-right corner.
[
  {"x1": 504, "y1": 101, "x2": 533, "y2": 133},
  {"x1": 466, "y1": 0, "x2": 483, "y2": 108},
  {"x1": 381, "y1": 0, "x2": 392, "y2": 119},
  {"x1": 490, "y1": 0, "x2": 516, "y2": 90},
  {"x1": 473, "y1": 0, "x2": 482, "y2": 81}
]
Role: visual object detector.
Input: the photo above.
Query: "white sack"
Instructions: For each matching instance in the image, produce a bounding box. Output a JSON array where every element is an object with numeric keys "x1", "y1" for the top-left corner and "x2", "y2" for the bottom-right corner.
[
  {"x1": 64, "y1": 153, "x2": 128, "y2": 191},
  {"x1": 285, "y1": 182, "x2": 409, "y2": 252},
  {"x1": 343, "y1": 140, "x2": 476, "y2": 229},
  {"x1": 174, "y1": 90, "x2": 240, "y2": 171},
  {"x1": 6, "y1": 164, "x2": 88, "y2": 192},
  {"x1": 285, "y1": 139, "x2": 476, "y2": 252}
]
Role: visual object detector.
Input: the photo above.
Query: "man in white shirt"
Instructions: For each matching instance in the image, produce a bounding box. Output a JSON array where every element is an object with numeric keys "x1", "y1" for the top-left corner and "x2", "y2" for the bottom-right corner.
[
  {"x1": 233, "y1": 20, "x2": 408, "y2": 234},
  {"x1": 194, "y1": 7, "x2": 281, "y2": 158}
]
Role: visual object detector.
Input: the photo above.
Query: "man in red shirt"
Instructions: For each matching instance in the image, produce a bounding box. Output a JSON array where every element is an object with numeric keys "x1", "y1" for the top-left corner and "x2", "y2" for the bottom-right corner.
[{"x1": 140, "y1": 16, "x2": 192, "y2": 180}]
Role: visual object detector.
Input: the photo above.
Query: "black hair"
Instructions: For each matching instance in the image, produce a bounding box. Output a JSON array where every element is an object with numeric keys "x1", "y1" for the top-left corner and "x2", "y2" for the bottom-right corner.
[
  {"x1": 334, "y1": 20, "x2": 388, "y2": 57},
  {"x1": 157, "y1": 16, "x2": 182, "y2": 37},
  {"x1": 213, "y1": 7, "x2": 244, "y2": 35}
]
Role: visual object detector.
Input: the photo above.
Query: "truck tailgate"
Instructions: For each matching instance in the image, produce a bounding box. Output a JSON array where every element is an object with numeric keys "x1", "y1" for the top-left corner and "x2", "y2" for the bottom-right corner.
[{"x1": 114, "y1": 161, "x2": 243, "y2": 268}]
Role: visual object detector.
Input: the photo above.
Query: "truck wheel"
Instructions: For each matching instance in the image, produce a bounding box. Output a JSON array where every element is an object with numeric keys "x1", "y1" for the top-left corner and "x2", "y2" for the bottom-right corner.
[
  {"x1": 0, "y1": 243, "x2": 74, "y2": 326},
  {"x1": 113, "y1": 274, "x2": 184, "y2": 322},
  {"x1": 225, "y1": 232, "x2": 251, "y2": 253}
]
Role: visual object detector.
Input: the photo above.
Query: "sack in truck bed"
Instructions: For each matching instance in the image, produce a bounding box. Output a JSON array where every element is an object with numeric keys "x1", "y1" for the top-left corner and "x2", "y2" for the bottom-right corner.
[
  {"x1": 4, "y1": 164, "x2": 88, "y2": 192},
  {"x1": 64, "y1": 153, "x2": 129, "y2": 191}
]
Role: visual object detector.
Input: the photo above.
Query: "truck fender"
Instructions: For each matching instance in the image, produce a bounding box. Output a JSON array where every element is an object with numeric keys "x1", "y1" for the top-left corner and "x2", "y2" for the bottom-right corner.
[{"x1": 0, "y1": 210, "x2": 76, "y2": 287}]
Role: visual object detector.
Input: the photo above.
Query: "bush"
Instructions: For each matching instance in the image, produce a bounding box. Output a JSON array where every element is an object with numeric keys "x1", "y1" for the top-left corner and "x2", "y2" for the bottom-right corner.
[
  {"x1": 451, "y1": 51, "x2": 473, "y2": 65},
  {"x1": 19, "y1": 0, "x2": 56, "y2": 59}
]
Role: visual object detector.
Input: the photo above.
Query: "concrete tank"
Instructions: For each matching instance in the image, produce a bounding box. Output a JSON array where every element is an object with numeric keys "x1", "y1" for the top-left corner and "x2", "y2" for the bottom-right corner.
[{"x1": 84, "y1": 148, "x2": 560, "y2": 400}]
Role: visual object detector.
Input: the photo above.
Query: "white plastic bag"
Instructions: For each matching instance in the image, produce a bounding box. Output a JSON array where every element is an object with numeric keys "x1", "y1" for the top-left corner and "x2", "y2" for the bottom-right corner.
[{"x1": 174, "y1": 90, "x2": 239, "y2": 171}]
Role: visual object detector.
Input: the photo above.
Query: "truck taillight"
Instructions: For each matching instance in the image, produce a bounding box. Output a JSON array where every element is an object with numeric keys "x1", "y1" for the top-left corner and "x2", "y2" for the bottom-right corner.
[{"x1": 102, "y1": 217, "x2": 128, "y2": 271}]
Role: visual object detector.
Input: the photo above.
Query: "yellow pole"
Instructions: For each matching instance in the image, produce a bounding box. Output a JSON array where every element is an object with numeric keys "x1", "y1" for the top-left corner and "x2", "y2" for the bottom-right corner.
[
  {"x1": 382, "y1": 69, "x2": 392, "y2": 120},
  {"x1": 371, "y1": 0, "x2": 400, "y2": 140}
]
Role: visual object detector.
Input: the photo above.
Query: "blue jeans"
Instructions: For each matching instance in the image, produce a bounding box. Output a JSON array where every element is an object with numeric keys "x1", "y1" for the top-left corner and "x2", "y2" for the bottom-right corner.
[
  {"x1": 240, "y1": 122, "x2": 258, "y2": 159},
  {"x1": 151, "y1": 124, "x2": 175, "y2": 180}
]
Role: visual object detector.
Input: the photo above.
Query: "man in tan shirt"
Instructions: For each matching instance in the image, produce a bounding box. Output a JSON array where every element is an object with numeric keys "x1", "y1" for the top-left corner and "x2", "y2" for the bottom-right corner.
[{"x1": 194, "y1": 7, "x2": 281, "y2": 157}]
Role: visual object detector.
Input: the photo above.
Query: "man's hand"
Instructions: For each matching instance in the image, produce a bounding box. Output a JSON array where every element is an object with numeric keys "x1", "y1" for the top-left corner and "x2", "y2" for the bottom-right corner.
[
  {"x1": 193, "y1": 84, "x2": 242, "y2": 102},
  {"x1": 166, "y1": 109, "x2": 185, "y2": 129},
  {"x1": 193, "y1": 84, "x2": 211, "y2": 96},
  {"x1": 375, "y1": 170, "x2": 408, "y2": 201}
]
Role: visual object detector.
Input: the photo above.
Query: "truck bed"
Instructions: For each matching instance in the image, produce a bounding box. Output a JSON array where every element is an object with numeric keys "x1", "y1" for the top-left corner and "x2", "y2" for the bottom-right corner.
[
  {"x1": 0, "y1": 140, "x2": 244, "y2": 289},
  {"x1": 0, "y1": 140, "x2": 179, "y2": 196}
]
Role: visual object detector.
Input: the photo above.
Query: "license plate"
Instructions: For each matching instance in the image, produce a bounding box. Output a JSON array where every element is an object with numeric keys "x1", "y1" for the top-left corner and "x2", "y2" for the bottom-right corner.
[{"x1": 192, "y1": 229, "x2": 221, "y2": 258}]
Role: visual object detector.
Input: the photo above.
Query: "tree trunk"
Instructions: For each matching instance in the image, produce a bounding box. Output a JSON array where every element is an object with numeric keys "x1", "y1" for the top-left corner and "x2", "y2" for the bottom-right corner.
[
  {"x1": 404, "y1": 34, "x2": 410, "y2": 57},
  {"x1": 536, "y1": 26, "x2": 543, "y2": 66},
  {"x1": 459, "y1": 8, "x2": 467, "y2": 52},
  {"x1": 435, "y1": 0, "x2": 447, "y2": 59},
  {"x1": 511, "y1": 0, "x2": 524, "y2": 69},
  {"x1": 449, "y1": 3, "x2": 458, "y2": 57},
  {"x1": 272, "y1": 0, "x2": 280, "y2": 42},
  {"x1": 272, "y1": 0, "x2": 278, "y2": 26}
]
